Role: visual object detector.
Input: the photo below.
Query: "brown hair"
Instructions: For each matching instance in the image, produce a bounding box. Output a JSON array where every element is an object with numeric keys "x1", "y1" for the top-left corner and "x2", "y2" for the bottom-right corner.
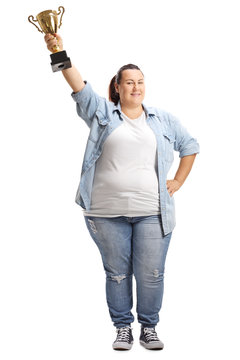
[{"x1": 108, "y1": 64, "x2": 144, "y2": 105}]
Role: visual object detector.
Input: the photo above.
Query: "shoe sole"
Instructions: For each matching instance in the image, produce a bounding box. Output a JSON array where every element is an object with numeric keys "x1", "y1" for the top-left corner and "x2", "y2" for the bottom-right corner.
[
  {"x1": 113, "y1": 342, "x2": 133, "y2": 350},
  {"x1": 140, "y1": 340, "x2": 164, "y2": 350}
]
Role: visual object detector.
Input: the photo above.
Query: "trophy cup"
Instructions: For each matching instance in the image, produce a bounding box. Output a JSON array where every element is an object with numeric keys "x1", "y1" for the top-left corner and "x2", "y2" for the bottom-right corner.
[{"x1": 28, "y1": 6, "x2": 72, "y2": 72}]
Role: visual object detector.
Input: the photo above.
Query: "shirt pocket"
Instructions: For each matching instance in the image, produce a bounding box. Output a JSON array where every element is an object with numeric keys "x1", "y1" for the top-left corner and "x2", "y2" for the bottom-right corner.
[
  {"x1": 96, "y1": 109, "x2": 109, "y2": 126},
  {"x1": 163, "y1": 133, "x2": 175, "y2": 162},
  {"x1": 88, "y1": 110, "x2": 109, "y2": 143}
]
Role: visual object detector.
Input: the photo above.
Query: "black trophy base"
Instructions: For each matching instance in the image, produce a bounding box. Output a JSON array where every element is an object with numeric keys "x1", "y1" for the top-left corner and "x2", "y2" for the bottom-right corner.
[{"x1": 50, "y1": 50, "x2": 72, "y2": 72}]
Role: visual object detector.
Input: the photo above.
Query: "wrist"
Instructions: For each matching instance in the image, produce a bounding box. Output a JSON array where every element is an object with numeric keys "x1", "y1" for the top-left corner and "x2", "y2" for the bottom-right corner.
[{"x1": 174, "y1": 178, "x2": 184, "y2": 186}]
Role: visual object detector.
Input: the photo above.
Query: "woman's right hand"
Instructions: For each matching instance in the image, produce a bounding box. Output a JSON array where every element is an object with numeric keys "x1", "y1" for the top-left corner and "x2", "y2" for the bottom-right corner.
[
  {"x1": 44, "y1": 34, "x2": 85, "y2": 93},
  {"x1": 44, "y1": 33, "x2": 63, "y2": 53}
]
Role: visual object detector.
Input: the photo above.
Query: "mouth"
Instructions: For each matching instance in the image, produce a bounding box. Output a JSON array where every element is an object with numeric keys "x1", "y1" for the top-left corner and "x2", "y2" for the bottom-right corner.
[{"x1": 131, "y1": 93, "x2": 141, "y2": 96}]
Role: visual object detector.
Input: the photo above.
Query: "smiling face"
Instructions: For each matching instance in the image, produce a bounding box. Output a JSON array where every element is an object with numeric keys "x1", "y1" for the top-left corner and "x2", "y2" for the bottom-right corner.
[{"x1": 115, "y1": 69, "x2": 145, "y2": 109}]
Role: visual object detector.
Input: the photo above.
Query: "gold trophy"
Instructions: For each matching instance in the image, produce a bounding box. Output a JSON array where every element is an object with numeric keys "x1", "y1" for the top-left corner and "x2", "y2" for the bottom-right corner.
[{"x1": 28, "y1": 6, "x2": 72, "y2": 72}]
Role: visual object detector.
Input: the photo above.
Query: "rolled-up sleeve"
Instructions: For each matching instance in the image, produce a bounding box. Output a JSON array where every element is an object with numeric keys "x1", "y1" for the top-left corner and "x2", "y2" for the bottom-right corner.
[
  {"x1": 168, "y1": 113, "x2": 200, "y2": 158},
  {"x1": 71, "y1": 82, "x2": 100, "y2": 127}
]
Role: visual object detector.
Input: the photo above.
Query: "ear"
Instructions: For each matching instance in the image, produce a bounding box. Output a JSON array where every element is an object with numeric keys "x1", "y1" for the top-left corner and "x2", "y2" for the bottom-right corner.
[{"x1": 114, "y1": 83, "x2": 119, "y2": 93}]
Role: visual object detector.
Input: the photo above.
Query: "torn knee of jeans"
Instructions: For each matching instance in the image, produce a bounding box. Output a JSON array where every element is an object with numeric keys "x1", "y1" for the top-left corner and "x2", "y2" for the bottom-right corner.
[
  {"x1": 152, "y1": 270, "x2": 165, "y2": 282},
  {"x1": 153, "y1": 269, "x2": 162, "y2": 278},
  {"x1": 110, "y1": 274, "x2": 127, "y2": 284},
  {"x1": 153, "y1": 269, "x2": 159, "y2": 278}
]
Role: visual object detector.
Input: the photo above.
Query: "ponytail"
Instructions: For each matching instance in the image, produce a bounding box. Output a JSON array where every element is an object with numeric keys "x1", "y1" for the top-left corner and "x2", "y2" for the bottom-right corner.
[{"x1": 108, "y1": 75, "x2": 120, "y2": 105}]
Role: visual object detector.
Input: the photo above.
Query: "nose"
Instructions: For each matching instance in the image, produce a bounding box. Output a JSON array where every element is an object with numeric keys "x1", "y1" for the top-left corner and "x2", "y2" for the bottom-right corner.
[{"x1": 133, "y1": 82, "x2": 139, "y2": 91}]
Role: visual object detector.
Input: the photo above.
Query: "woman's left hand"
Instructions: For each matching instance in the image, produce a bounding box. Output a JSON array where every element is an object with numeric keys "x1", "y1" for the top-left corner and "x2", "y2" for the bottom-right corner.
[{"x1": 166, "y1": 179, "x2": 182, "y2": 197}]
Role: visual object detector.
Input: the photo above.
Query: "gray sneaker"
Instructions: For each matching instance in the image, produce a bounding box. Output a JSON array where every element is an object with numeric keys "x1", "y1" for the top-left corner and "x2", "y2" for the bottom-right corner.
[
  {"x1": 140, "y1": 327, "x2": 164, "y2": 350},
  {"x1": 112, "y1": 326, "x2": 134, "y2": 350}
]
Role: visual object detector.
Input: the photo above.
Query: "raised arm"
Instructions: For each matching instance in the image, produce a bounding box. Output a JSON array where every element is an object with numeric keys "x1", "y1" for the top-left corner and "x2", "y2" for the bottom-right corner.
[{"x1": 44, "y1": 33, "x2": 85, "y2": 93}]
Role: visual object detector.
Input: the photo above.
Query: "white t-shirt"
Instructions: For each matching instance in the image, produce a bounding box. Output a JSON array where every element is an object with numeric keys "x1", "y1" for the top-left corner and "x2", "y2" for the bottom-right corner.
[{"x1": 84, "y1": 111, "x2": 160, "y2": 217}]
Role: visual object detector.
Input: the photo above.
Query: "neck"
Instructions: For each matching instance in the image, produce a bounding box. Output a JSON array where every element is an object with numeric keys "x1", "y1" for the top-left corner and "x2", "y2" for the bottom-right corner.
[{"x1": 121, "y1": 104, "x2": 143, "y2": 119}]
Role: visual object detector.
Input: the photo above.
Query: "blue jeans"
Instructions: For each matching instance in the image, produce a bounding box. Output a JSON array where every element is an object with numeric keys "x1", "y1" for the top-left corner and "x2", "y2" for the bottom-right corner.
[{"x1": 84, "y1": 215, "x2": 172, "y2": 328}]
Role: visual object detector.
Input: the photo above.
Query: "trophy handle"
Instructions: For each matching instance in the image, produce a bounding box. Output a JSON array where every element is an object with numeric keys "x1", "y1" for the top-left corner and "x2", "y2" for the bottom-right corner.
[
  {"x1": 28, "y1": 15, "x2": 43, "y2": 33},
  {"x1": 57, "y1": 6, "x2": 65, "y2": 29}
]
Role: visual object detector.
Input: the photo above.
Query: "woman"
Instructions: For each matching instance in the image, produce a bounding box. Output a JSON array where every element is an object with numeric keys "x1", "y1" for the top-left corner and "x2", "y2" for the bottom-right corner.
[{"x1": 45, "y1": 33, "x2": 200, "y2": 351}]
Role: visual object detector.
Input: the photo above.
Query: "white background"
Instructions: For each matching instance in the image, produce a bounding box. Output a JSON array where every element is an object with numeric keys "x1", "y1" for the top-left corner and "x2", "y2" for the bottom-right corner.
[{"x1": 1, "y1": 0, "x2": 239, "y2": 359}]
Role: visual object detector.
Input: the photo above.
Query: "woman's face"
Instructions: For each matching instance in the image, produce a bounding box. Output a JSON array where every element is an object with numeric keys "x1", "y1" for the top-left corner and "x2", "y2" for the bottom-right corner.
[{"x1": 115, "y1": 69, "x2": 145, "y2": 108}]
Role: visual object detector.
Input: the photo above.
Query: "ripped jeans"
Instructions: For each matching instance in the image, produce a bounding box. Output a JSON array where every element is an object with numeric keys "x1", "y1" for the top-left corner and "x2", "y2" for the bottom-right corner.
[{"x1": 84, "y1": 215, "x2": 172, "y2": 328}]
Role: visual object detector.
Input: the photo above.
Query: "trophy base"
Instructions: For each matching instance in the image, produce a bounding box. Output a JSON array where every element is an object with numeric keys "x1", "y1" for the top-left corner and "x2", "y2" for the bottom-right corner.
[{"x1": 50, "y1": 50, "x2": 72, "y2": 72}]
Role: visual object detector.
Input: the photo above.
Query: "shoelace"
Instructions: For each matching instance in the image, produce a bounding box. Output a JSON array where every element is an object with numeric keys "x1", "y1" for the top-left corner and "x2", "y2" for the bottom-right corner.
[
  {"x1": 143, "y1": 328, "x2": 159, "y2": 342},
  {"x1": 115, "y1": 327, "x2": 131, "y2": 342}
]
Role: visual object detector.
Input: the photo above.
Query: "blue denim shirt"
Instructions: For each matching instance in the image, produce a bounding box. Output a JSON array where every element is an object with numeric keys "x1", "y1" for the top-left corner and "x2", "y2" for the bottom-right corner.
[{"x1": 71, "y1": 82, "x2": 200, "y2": 235}]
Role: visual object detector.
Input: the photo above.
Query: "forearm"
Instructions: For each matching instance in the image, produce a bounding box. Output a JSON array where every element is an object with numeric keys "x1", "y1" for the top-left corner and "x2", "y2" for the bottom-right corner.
[
  {"x1": 174, "y1": 154, "x2": 197, "y2": 186},
  {"x1": 166, "y1": 154, "x2": 197, "y2": 196},
  {"x1": 62, "y1": 65, "x2": 85, "y2": 93}
]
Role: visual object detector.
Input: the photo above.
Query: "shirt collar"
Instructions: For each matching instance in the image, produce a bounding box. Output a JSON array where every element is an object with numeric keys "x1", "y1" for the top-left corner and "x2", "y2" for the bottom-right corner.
[{"x1": 112, "y1": 102, "x2": 156, "y2": 118}]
